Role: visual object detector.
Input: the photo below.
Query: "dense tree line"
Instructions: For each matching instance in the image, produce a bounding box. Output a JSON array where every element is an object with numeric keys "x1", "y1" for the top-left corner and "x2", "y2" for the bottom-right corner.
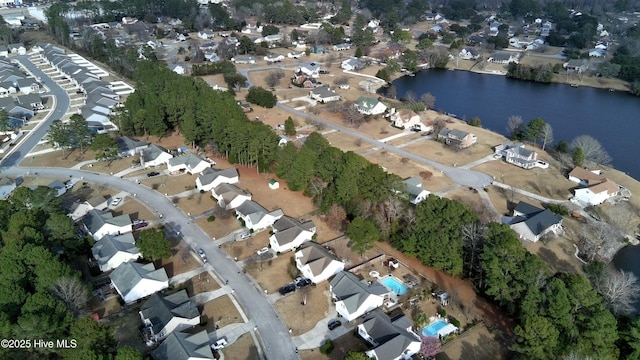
[
  {"x1": 246, "y1": 87, "x2": 277, "y2": 108},
  {"x1": 191, "y1": 61, "x2": 237, "y2": 77},
  {"x1": 0, "y1": 187, "x2": 131, "y2": 359},
  {"x1": 506, "y1": 63, "x2": 553, "y2": 83},
  {"x1": 117, "y1": 61, "x2": 277, "y2": 170}
]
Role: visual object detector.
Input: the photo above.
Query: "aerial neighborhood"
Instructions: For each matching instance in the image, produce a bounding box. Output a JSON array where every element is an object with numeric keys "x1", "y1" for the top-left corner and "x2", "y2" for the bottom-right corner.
[{"x1": 0, "y1": 0, "x2": 638, "y2": 360}]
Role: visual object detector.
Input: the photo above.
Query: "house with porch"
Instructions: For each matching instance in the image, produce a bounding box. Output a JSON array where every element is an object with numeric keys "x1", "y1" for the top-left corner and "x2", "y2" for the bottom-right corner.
[
  {"x1": 235, "y1": 200, "x2": 284, "y2": 231},
  {"x1": 211, "y1": 183, "x2": 252, "y2": 210},
  {"x1": 565, "y1": 59, "x2": 589, "y2": 73},
  {"x1": 341, "y1": 58, "x2": 363, "y2": 71},
  {"x1": 387, "y1": 108, "x2": 424, "y2": 130},
  {"x1": 141, "y1": 144, "x2": 173, "y2": 168},
  {"x1": 459, "y1": 47, "x2": 480, "y2": 60},
  {"x1": 309, "y1": 86, "x2": 341, "y2": 103},
  {"x1": 167, "y1": 152, "x2": 211, "y2": 175},
  {"x1": 151, "y1": 330, "x2": 213, "y2": 360},
  {"x1": 297, "y1": 62, "x2": 320, "y2": 78},
  {"x1": 403, "y1": 177, "x2": 430, "y2": 205},
  {"x1": 568, "y1": 167, "x2": 619, "y2": 205},
  {"x1": 354, "y1": 96, "x2": 387, "y2": 116},
  {"x1": 438, "y1": 128, "x2": 477, "y2": 149},
  {"x1": 504, "y1": 201, "x2": 563, "y2": 242},
  {"x1": 357, "y1": 311, "x2": 421, "y2": 360},
  {"x1": 330, "y1": 271, "x2": 389, "y2": 321},
  {"x1": 139, "y1": 290, "x2": 200, "y2": 343},
  {"x1": 295, "y1": 242, "x2": 345, "y2": 284},
  {"x1": 494, "y1": 142, "x2": 538, "y2": 169},
  {"x1": 196, "y1": 167, "x2": 239, "y2": 192},
  {"x1": 488, "y1": 52, "x2": 519, "y2": 64},
  {"x1": 264, "y1": 54, "x2": 284, "y2": 63},
  {"x1": 109, "y1": 262, "x2": 169, "y2": 304},
  {"x1": 232, "y1": 55, "x2": 256, "y2": 64},
  {"x1": 91, "y1": 233, "x2": 141, "y2": 272},
  {"x1": 269, "y1": 216, "x2": 316, "y2": 253},
  {"x1": 82, "y1": 209, "x2": 133, "y2": 240}
]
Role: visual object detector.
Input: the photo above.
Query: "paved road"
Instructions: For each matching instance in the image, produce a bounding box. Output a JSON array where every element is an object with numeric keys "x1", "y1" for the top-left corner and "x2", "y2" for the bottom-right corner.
[
  {"x1": 277, "y1": 103, "x2": 494, "y2": 188},
  {"x1": 1, "y1": 55, "x2": 71, "y2": 167},
  {"x1": 0, "y1": 57, "x2": 298, "y2": 360}
]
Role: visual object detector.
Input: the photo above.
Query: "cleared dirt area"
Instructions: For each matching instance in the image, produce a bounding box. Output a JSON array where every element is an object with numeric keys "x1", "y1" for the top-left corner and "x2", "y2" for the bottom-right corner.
[
  {"x1": 221, "y1": 333, "x2": 259, "y2": 360},
  {"x1": 80, "y1": 157, "x2": 137, "y2": 174},
  {"x1": 175, "y1": 191, "x2": 216, "y2": 216},
  {"x1": 181, "y1": 272, "x2": 221, "y2": 295},
  {"x1": 140, "y1": 173, "x2": 198, "y2": 196},
  {"x1": 275, "y1": 283, "x2": 331, "y2": 335},
  {"x1": 26, "y1": 149, "x2": 94, "y2": 167},
  {"x1": 436, "y1": 322, "x2": 512, "y2": 360},
  {"x1": 403, "y1": 139, "x2": 492, "y2": 168},
  {"x1": 246, "y1": 252, "x2": 295, "y2": 293},
  {"x1": 111, "y1": 197, "x2": 157, "y2": 222},
  {"x1": 196, "y1": 212, "x2": 241, "y2": 239},
  {"x1": 154, "y1": 237, "x2": 201, "y2": 278},
  {"x1": 202, "y1": 295, "x2": 243, "y2": 330},
  {"x1": 222, "y1": 231, "x2": 271, "y2": 261},
  {"x1": 300, "y1": 331, "x2": 369, "y2": 360},
  {"x1": 362, "y1": 149, "x2": 454, "y2": 192},
  {"x1": 324, "y1": 131, "x2": 374, "y2": 152},
  {"x1": 446, "y1": 187, "x2": 488, "y2": 220},
  {"x1": 321, "y1": 110, "x2": 402, "y2": 140},
  {"x1": 109, "y1": 310, "x2": 148, "y2": 355},
  {"x1": 309, "y1": 214, "x2": 344, "y2": 243}
]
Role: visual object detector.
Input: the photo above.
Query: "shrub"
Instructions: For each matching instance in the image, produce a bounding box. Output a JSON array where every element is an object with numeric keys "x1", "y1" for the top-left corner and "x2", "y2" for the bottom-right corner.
[
  {"x1": 438, "y1": 308, "x2": 447, "y2": 317},
  {"x1": 320, "y1": 340, "x2": 334, "y2": 354},
  {"x1": 468, "y1": 117, "x2": 482, "y2": 127},
  {"x1": 375, "y1": 68, "x2": 390, "y2": 82},
  {"x1": 548, "y1": 204, "x2": 569, "y2": 216},
  {"x1": 200, "y1": 316, "x2": 208, "y2": 326},
  {"x1": 207, "y1": 215, "x2": 216, "y2": 222},
  {"x1": 246, "y1": 86, "x2": 277, "y2": 108},
  {"x1": 447, "y1": 315, "x2": 460, "y2": 328}
]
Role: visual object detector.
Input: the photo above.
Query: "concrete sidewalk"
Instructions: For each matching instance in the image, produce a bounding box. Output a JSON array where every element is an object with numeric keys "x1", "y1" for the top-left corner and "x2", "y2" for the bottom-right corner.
[
  {"x1": 209, "y1": 321, "x2": 255, "y2": 345},
  {"x1": 191, "y1": 287, "x2": 233, "y2": 305},
  {"x1": 292, "y1": 315, "x2": 351, "y2": 350},
  {"x1": 168, "y1": 267, "x2": 207, "y2": 286}
]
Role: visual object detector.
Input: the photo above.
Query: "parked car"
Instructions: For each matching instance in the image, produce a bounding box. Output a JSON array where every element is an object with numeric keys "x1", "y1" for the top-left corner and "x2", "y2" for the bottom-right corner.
[
  {"x1": 211, "y1": 338, "x2": 227, "y2": 350},
  {"x1": 111, "y1": 197, "x2": 122, "y2": 206},
  {"x1": 256, "y1": 247, "x2": 269, "y2": 256},
  {"x1": 133, "y1": 221, "x2": 149, "y2": 230},
  {"x1": 328, "y1": 320, "x2": 342, "y2": 330},
  {"x1": 147, "y1": 171, "x2": 160, "y2": 177},
  {"x1": 239, "y1": 232, "x2": 251, "y2": 240},
  {"x1": 296, "y1": 278, "x2": 312, "y2": 288},
  {"x1": 279, "y1": 284, "x2": 296, "y2": 295},
  {"x1": 198, "y1": 249, "x2": 207, "y2": 262}
]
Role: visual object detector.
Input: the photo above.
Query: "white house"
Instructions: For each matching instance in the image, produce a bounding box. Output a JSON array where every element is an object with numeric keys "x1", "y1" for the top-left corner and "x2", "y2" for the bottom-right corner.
[
  {"x1": 488, "y1": 52, "x2": 519, "y2": 64},
  {"x1": 212, "y1": 183, "x2": 252, "y2": 210},
  {"x1": 494, "y1": 142, "x2": 538, "y2": 169},
  {"x1": 0, "y1": 176, "x2": 22, "y2": 199},
  {"x1": 264, "y1": 54, "x2": 284, "y2": 63},
  {"x1": 151, "y1": 330, "x2": 213, "y2": 360},
  {"x1": 330, "y1": 271, "x2": 389, "y2": 321},
  {"x1": 309, "y1": 86, "x2": 341, "y2": 103},
  {"x1": 197, "y1": 30, "x2": 214, "y2": 40},
  {"x1": 354, "y1": 96, "x2": 387, "y2": 115},
  {"x1": 139, "y1": 290, "x2": 200, "y2": 343},
  {"x1": 92, "y1": 233, "x2": 141, "y2": 272},
  {"x1": 117, "y1": 136, "x2": 148, "y2": 157},
  {"x1": 295, "y1": 242, "x2": 345, "y2": 284},
  {"x1": 269, "y1": 216, "x2": 316, "y2": 253},
  {"x1": 403, "y1": 177, "x2": 430, "y2": 205},
  {"x1": 341, "y1": 58, "x2": 363, "y2": 71},
  {"x1": 167, "y1": 152, "x2": 211, "y2": 175},
  {"x1": 333, "y1": 43, "x2": 352, "y2": 51},
  {"x1": 387, "y1": 108, "x2": 424, "y2": 130},
  {"x1": 232, "y1": 55, "x2": 256, "y2": 64},
  {"x1": 141, "y1": 144, "x2": 173, "y2": 168},
  {"x1": 109, "y1": 262, "x2": 169, "y2": 304},
  {"x1": 358, "y1": 311, "x2": 421, "y2": 360},
  {"x1": 235, "y1": 200, "x2": 284, "y2": 231},
  {"x1": 589, "y1": 48, "x2": 606, "y2": 57},
  {"x1": 169, "y1": 63, "x2": 186, "y2": 75},
  {"x1": 287, "y1": 51, "x2": 305, "y2": 59},
  {"x1": 459, "y1": 47, "x2": 479, "y2": 60},
  {"x1": 82, "y1": 209, "x2": 133, "y2": 241},
  {"x1": 297, "y1": 62, "x2": 320, "y2": 78},
  {"x1": 195, "y1": 167, "x2": 239, "y2": 192},
  {"x1": 504, "y1": 201, "x2": 563, "y2": 242},
  {"x1": 568, "y1": 167, "x2": 619, "y2": 205},
  {"x1": 7, "y1": 43, "x2": 26, "y2": 55},
  {"x1": 15, "y1": 78, "x2": 40, "y2": 95}
]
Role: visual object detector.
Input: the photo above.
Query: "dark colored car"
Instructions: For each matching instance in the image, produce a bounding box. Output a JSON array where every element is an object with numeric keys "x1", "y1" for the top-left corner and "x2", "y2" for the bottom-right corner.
[
  {"x1": 328, "y1": 320, "x2": 341, "y2": 330},
  {"x1": 147, "y1": 171, "x2": 160, "y2": 177},
  {"x1": 278, "y1": 284, "x2": 296, "y2": 295},
  {"x1": 296, "y1": 278, "x2": 312, "y2": 288}
]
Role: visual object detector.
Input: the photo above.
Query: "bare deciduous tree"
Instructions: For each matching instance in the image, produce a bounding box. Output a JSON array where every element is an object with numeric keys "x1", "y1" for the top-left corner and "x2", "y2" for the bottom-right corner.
[
  {"x1": 343, "y1": 105, "x2": 366, "y2": 128},
  {"x1": 506, "y1": 115, "x2": 523, "y2": 138},
  {"x1": 405, "y1": 90, "x2": 417, "y2": 104},
  {"x1": 541, "y1": 123, "x2": 553, "y2": 151},
  {"x1": 597, "y1": 269, "x2": 640, "y2": 316},
  {"x1": 462, "y1": 222, "x2": 484, "y2": 278},
  {"x1": 571, "y1": 135, "x2": 612, "y2": 165},
  {"x1": 265, "y1": 72, "x2": 280, "y2": 87},
  {"x1": 432, "y1": 117, "x2": 447, "y2": 136},
  {"x1": 50, "y1": 277, "x2": 88, "y2": 317},
  {"x1": 333, "y1": 76, "x2": 349, "y2": 86},
  {"x1": 326, "y1": 204, "x2": 347, "y2": 231},
  {"x1": 386, "y1": 85, "x2": 397, "y2": 99},
  {"x1": 420, "y1": 92, "x2": 436, "y2": 110}
]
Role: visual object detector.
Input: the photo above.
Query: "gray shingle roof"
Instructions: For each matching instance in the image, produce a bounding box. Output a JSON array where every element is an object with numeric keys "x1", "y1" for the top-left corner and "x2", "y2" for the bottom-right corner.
[
  {"x1": 361, "y1": 311, "x2": 419, "y2": 360},
  {"x1": 110, "y1": 262, "x2": 168, "y2": 299},
  {"x1": 143, "y1": 144, "x2": 171, "y2": 162},
  {"x1": 140, "y1": 290, "x2": 200, "y2": 337},
  {"x1": 152, "y1": 330, "x2": 213, "y2": 360},
  {"x1": 236, "y1": 200, "x2": 283, "y2": 225},
  {"x1": 355, "y1": 96, "x2": 379, "y2": 110},
  {"x1": 168, "y1": 152, "x2": 205, "y2": 168},
  {"x1": 296, "y1": 242, "x2": 342, "y2": 277},
  {"x1": 330, "y1": 271, "x2": 388, "y2": 313},
  {"x1": 511, "y1": 201, "x2": 562, "y2": 236},
  {"x1": 271, "y1": 216, "x2": 316, "y2": 247},
  {"x1": 117, "y1": 136, "x2": 148, "y2": 152},
  {"x1": 198, "y1": 167, "x2": 238, "y2": 186},
  {"x1": 92, "y1": 233, "x2": 139, "y2": 268},
  {"x1": 82, "y1": 209, "x2": 132, "y2": 234}
]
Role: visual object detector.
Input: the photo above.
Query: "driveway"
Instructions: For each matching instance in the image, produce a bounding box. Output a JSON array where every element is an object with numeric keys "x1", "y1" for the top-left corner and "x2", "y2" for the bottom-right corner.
[{"x1": 277, "y1": 103, "x2": 494, "y2": 188}]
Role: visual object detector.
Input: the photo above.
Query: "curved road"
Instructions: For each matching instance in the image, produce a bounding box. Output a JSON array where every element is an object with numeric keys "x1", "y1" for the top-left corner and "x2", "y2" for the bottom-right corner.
[
  {"x1": 277, "y1": 103, "x2": 494, "y2": 188},
  {"x1": 1, "y1": 57, "x2": 297, "y2": 359}
]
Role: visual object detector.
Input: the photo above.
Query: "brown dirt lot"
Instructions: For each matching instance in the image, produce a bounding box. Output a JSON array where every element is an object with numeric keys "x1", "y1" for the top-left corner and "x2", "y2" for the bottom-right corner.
[
  {"x1": 109, "y1": 310, "x2": 149, "y2": 355},
  {"x1": 175, "y1": 192, "x2": 216, "y2": 216},
  {"x1": 361, "y1": 150, "x2": 454, "y2": 192},
  {"x1": 246, "y1": 252, "x2": 295, "y2": 293},
  {"x1": 140, "y1": 173, "x2": 198, "y2": 196},
  {"x1": 324, "y1": 131, "x2": 374, "y2": 153},
  {"x1": 111, "y1": 197, "x2": 157, "y2": 222},
  {"x1": 275, "y1": 283, "x2": 331, "y2": 335},
  {"x1": 222, "y1": 231, "x2": 271, "y2": 262},
  {"x1": 25, "y1": 149, "x2": 95, "y2": 168},
  {"x1": 154, "y1": 237, "x2": 201, "y2": 278},
  {"x1": 181, "y1": 272, "x2": 221, "y2": 295},
  {"x1": 300, "y1": 331, "x2": 370, "y2": 360},
  {"x1": 201, "y1": 295, "x2": 243, "y2": 330},
  {"x1": 446, "y1": 187, "x2": 489, "y2": 221},
  {"x1": 309, "y1": 214, "x2": 344, "y2": 243},
  {"x1": 80, "y1": 157, "x2": 137, "y2": 175},
  {"x1": 321, "y1": 110, "x2": 401, "y2": 140},
  {"x1": 436, "y1": 322, "x2": 512, "y2": 360},
  {"x1": 221, "y1": 333, "x2": 259, "y2": 360},
  {"x1": 196, "y1": 211, "x2": 241, "y2": 239}
]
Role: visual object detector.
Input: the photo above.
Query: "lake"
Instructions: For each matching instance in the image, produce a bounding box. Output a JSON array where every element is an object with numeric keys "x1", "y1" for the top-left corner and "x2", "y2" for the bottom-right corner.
[{"x1": 385, "y1": 69, "x2": 640, "y2": 179}]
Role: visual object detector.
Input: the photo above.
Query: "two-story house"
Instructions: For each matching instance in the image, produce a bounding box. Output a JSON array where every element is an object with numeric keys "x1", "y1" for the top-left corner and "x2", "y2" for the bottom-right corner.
[
  {"x1": 139, "y1": 290, "x2": 200, "y2": 343},
  {"x1": 504, "y1": 201, "x2": 563, "y2": 242},
  {"x1": 91, "y1": 233, "x2": 141, "y2": 272},
  {"x1": 269, "y1": 216, "x2": 316, "y2": 253},
  {"x1": 196, "y1": 167, "x2": 239, "y2": 192},
  {"x1": 357, "y1": 311, "x2": 421, "y2": 360},
  {"x1": 110, "y1": 262, "x2": 169, "y2": 304},
  {"x1": 494, "y1": 142, "x2": 538, "y2": 169},
  {"x1": 330, "y1": 271, "x2": 389, "y2": 321},
  {"x1": 295, "y1": 242, "x2": 345, "y2": 284},
  {"x1": 438, "y1": 128, "x2": 477, "y2": 149}
]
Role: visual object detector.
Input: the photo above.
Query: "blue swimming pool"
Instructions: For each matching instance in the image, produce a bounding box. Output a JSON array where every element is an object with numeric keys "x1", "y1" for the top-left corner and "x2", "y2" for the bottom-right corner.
[
  {"x1": 380, "y1": 276, "x2": 409, "y2": 296},
  {"x1": 423, "y1": 320, "x2": 448, "y2": 337}
]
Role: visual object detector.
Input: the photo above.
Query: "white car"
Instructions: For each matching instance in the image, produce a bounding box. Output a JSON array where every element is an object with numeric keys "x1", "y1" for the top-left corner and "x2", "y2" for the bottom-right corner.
[
  {"x1": 256, "y1": 247, "x2": 269, "y2": 256},
  {"x1": 111, "y1": 197, "x2": 122, "y2": 206},
  {"x1": 197, "y1": 249, "x2": 207, "y2": 262},
  {"x1": 211, "y1": 338, "x2": 227, "y2": 350}
]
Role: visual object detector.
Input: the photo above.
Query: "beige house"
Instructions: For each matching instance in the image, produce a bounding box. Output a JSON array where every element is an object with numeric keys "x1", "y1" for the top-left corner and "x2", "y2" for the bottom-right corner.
[{"x1": 437, "y1": 128, "x2": 477, "y2": 149}]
